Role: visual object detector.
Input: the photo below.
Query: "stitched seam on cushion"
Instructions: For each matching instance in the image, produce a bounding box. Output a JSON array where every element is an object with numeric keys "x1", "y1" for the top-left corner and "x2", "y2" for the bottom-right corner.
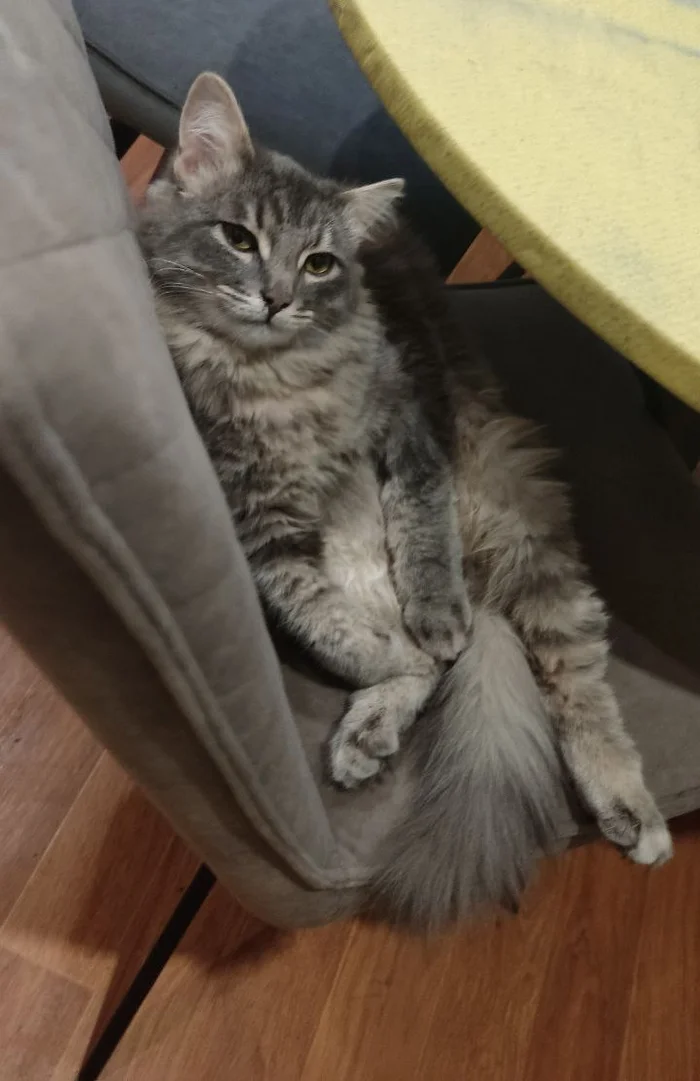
[
  {"x1": 58, "y1": 4, "x2": 90, "y2": 55},
  {"x1": 3, "y1": 406, "x2": 367, "y2": 890},
  {"x1": 0, "y1": 221, "x2": 131, "y2": 272},
  {"x1": 0, "y1": 309, "x2": 367, "y2": 889}
]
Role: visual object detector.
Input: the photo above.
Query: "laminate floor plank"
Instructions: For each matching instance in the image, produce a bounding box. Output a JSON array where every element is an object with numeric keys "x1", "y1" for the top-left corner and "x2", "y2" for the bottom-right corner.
[
  {"x1": 0, "y1": 625, "x2": 42, "y2": 722},
  {"x1": 522, "y1": 842, "x2": 653, "y2": 1081},
  {"x1": 618, "y1": 816, "x2": 700, "y2": 1081},
  {"x1": 300, "y1": 918, "x2": 455, "y2": 1081},
  {"x1": 1, "y1": 751, "x2": 199, "y2": 1075},
  {"x1": 412, "y1": 857, "x2": 569, "y2": 1081},
  {"x1": 0, "y1": 945, "x2": 88, "y2": 1081},
  {"x1": 0, "y1": 634, "x2": 100, "y2": 923},
  {"x1": 95, "y1": 826, "x2": 700, "y2": 1081},
  {"x1": 101, "y1": 883, "x2": 352, "y2": 1081}
]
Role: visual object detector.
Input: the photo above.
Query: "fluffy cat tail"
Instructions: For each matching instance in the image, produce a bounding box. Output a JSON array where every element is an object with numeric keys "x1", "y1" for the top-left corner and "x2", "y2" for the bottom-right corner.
[{"x1": 374, "y1": 606, "x2": 562, "y2": 930}]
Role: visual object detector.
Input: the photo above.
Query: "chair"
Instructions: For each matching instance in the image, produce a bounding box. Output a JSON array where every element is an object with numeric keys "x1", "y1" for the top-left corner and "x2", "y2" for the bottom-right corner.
[{"x1": 4, "y1": 0, "x2": 700, "y2": 934}]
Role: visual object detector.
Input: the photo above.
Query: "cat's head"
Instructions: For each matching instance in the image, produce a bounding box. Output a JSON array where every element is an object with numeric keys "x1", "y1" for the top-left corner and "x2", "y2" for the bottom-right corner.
[{"x1": 140, "y1": 72, "x2": 404, "y2": 351}]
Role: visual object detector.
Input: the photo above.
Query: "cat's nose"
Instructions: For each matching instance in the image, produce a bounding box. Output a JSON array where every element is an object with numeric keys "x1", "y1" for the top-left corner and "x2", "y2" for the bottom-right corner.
[{"x1": 262, "y1": 293, "x2": 291, "y2": 320}]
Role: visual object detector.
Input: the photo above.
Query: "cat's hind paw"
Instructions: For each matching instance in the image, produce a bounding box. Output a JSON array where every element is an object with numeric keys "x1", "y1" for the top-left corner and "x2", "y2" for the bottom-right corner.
[
  {"x1": 628, "y1": 819, "x2": 673, "y2": 867},
  {"x1": 327, "y1": 736, "x2": 384, "y2": 790},
  {"x1": 596, "y1": 790, "x2": 673, "y2": 868}
]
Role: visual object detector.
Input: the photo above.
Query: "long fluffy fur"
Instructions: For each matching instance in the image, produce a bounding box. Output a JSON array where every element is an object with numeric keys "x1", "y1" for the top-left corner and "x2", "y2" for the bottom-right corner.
[
  {"x1": 375, "y1": 607, "x2": 561, "y2": 929},
  {"x1": 142, "y1": 72, "x2": 672, "y2": 933}
]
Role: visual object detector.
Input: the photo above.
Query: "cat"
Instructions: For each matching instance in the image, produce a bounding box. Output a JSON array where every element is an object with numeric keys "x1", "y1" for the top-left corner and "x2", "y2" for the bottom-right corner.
[{"x1": 139, "y1": 71, "x2": 672, "y2": 928}]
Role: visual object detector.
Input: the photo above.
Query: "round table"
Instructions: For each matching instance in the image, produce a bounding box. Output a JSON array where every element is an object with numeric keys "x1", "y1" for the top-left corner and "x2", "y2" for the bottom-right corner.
[{"x1": 330, "y1": 0, "x2": 700, "y2": 410}]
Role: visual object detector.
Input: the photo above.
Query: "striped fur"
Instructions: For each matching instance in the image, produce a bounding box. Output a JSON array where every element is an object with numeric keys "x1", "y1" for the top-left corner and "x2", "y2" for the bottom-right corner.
[{"x1": 140, "y1": 73, "x2": 671, "y2": 930}]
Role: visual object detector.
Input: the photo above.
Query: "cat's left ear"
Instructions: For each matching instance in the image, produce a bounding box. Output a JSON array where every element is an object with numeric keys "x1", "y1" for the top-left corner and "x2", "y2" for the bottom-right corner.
[
  {"x1": 174, "y1": 72, "x2": 253, "y2": 192},
  {"x1": 342, "y1": 178, "x2": 405, "y2": 239}
]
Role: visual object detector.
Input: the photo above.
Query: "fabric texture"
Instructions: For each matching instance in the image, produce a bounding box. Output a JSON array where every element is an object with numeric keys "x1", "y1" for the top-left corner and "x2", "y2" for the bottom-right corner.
[
  {"x1": 0, "y1": 0, "x2": 372, "y2": 922},
  {"x1": 330, "y1": 0, "x2": 700, "y2": 411},
  {"x1": 73, "y1": 0, "x2": 477, "y2": 274},
  {"x1": 4, "y1": 0, "x2": 700, "y2": 929}
]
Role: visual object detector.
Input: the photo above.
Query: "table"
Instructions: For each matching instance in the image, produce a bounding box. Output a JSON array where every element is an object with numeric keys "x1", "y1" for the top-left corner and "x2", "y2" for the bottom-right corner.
[{"x1": 330, "y1": 0, "x2": 700, "y2": 410}]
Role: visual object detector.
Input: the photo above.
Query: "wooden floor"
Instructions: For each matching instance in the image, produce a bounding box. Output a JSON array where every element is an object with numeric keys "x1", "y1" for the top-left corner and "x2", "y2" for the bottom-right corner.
[
  {"x1": 1, "y1": 624, "x2": 700, "y2": 1080},
  {"x1": 0, "y1": 628, "x2": 198, "y2": 1081}
]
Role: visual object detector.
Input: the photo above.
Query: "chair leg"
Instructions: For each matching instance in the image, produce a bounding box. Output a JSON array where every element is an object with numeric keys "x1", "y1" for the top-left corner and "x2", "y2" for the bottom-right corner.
[
  {"x1": 119, "y1": 135, "x2": 164, "y2": 203},
  {"x1": 447, "y1": 226, "x2": 513, "y2": 284}
]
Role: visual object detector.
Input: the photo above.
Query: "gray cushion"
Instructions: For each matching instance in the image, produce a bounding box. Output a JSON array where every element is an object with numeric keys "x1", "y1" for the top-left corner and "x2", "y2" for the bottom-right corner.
[{"x1": 0, "y1": 0, "x2": 371, "y2": 923}]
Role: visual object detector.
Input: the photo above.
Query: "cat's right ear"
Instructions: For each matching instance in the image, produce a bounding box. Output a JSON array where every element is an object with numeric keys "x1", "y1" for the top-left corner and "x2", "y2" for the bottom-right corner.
[{"x1": 174, "y1": 72, "x2": 253, "y2": 193}]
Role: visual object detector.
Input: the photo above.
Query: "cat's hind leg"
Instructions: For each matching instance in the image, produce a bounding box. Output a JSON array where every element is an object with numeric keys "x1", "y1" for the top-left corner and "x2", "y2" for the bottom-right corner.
[
  {"x1": 457, "y1": 404, "x2": 671, "y2": 866},
  {"x1": 510, "y1": 562, "x2": 672, "y2": 865}
]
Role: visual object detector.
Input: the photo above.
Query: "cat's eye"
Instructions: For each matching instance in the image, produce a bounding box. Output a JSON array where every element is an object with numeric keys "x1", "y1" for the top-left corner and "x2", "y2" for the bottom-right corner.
[
  {"x1": 220, "y1": 223, "x2": 258, "y2": 253},
  {"x1": 304, "y1": 252, "x2": 336, "y2": 276}
]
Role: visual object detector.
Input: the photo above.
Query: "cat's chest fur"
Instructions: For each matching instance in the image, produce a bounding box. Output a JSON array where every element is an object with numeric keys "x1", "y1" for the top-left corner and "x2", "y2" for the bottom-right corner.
[{"x1": 163, "y1": 314, "x2": 396, "y2": 528}]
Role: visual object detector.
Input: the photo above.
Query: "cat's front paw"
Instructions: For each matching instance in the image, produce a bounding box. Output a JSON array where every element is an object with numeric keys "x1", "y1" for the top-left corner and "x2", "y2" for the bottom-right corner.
[
  {"x1": 403, "y1": 595, "x2": 470, "y2": 662},
  {"x1": 327, "y1": 689, "x2": 402, "y2": 789}
]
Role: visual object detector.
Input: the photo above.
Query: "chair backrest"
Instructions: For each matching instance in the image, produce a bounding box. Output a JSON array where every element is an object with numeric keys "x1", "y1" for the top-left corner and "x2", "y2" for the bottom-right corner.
[{"x1": 0, "y1": 0, "x2": 365, "y2": 926}]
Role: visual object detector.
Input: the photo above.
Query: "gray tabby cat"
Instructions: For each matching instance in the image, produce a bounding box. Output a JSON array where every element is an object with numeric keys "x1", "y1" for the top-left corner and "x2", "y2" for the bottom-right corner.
[{"x1": 139, "y1": 72, "x2": 672, "y2": 927}]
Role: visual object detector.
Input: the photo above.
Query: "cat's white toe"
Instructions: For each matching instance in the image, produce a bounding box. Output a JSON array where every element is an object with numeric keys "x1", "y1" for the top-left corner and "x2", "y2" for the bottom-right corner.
[
  {"x1": 628, "y1": 821, "x2": 673, "y2": 866},
  {"x1": 329, "y1": 736, "x2": 382, "y2": 789}
]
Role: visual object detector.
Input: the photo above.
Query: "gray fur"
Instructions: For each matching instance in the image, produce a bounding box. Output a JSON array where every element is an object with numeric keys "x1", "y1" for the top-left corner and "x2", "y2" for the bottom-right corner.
[
  {"x1": 139, "y1": 73, "x2": 466, "y2": 692},
  {"x1": 452, "y1": 388, "x2": 671, "y2": 873},
  {"x1": 140, "y1": 72, "x2": 671, "y2": 930},
  {"x1": 377, "y1": 390, "x2": 671, "y2": 928},
  {"x1": 375, "y1": 607, "x2": 560, "y2": 927}
]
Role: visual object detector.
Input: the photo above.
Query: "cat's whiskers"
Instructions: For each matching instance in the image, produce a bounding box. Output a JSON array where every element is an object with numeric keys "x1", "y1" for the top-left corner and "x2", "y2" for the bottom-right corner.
[
  {"x1": 158, "y1": 283, "x2": 217, "y2": 302},
  {"x1": 217, "y1": 284, "x2": 255, "y2": 305},
  {"x1": 286, "y1": 310, "x2": 314, "y2": 326},
  {"x1": 152, "y1": 258, "x2": 206, "y2": 280}
]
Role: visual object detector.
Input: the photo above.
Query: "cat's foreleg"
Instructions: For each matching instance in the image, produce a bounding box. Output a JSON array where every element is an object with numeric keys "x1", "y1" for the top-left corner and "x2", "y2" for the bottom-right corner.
[
  {"x1": 256, "y1": 542, "x2": 441, "y2": 788},
  {"x1": 252, "y1": 549, "x2": 428, "y2": 687},
  {"x1": 328, "y1": 666, "x2": 441, "y2": 788},
  {"x1": 381, "y1": 413, "x2": 470, "y2": 661}
]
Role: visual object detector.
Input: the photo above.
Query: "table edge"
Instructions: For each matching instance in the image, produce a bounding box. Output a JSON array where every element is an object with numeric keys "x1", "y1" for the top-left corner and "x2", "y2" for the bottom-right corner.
[{"x1": 330, "y1": 0, "x2": 700, "y2": 411}]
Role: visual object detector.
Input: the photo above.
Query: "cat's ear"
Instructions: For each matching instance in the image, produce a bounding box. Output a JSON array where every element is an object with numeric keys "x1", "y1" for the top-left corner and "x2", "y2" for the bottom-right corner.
[
  {"x1": 342, "y1": 178, "x2": 405, "y2": 239},
  {"x1": 174, "y1": 72, "x2": 253, "y2": 192}
]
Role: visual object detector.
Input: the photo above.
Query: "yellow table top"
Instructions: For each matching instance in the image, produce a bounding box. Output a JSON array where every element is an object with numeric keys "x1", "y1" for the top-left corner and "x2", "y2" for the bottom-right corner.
[{"x1": 331, "y1": 0, "x2": 700, "y2": 410}]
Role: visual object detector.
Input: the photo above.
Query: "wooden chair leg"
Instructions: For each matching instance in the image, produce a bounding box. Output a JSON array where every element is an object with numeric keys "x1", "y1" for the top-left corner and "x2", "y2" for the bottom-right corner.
[
  {"x1": 447, "y1": 227, "x2": 513, "y2": 284},
  {"x1": 119, "y1": 136, "x2": 164, "y2": 204}
]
